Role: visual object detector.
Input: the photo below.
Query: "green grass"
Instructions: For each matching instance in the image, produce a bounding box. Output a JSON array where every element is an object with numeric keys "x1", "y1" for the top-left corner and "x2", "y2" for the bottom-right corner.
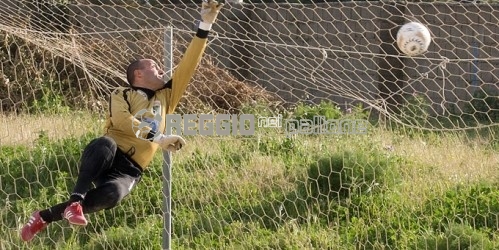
[{"x1": 2, "y1": 110, "x2": 499, "y2": 249}]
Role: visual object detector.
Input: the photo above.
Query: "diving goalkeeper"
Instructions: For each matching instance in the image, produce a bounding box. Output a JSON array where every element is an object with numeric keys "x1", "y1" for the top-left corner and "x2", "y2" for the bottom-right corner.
[{"x1": 20, "y1": 0, "x2": 224, "y2": 242}]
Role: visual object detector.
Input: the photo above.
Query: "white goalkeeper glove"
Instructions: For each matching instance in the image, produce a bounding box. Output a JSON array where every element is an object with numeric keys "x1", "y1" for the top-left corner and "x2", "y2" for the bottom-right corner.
[
  {"x1": 199, "y1": 0, "x2": 224, "y2": 31},
  {"x1": 153, "y1": 134, "x2": 186, "y2": 153}
]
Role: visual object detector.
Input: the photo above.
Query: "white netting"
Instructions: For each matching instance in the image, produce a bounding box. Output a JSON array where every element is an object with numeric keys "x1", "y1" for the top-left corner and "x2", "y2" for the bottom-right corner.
[{"x1": 2, "y1": 0, "x2": 499, "y2": 249}]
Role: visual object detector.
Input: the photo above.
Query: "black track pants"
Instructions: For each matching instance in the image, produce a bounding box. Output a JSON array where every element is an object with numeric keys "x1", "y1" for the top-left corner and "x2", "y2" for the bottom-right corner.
[{"x1": 39, "y1": 136, "x2": 142, "y2": 223}]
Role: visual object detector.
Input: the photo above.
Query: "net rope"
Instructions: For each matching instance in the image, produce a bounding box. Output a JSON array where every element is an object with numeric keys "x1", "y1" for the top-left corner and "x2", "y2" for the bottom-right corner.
[{"x1": 2, "y1": 1, "x2": 499, "y2": 249}]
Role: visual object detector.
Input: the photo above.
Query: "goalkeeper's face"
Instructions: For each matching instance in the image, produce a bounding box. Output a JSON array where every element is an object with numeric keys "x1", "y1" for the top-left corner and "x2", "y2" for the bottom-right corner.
[{"x1": 136, "y1": 59, "x2": 165, "y2": 90}]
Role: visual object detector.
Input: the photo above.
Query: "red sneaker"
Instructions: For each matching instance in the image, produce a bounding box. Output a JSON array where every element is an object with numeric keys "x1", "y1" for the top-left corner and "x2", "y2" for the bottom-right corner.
[
  {"x1": 20, "y1": 211, "x2": 47, "y2": 242},
  {"x1": 63, "y1": 202, "x2": 88, "y2": 226}
]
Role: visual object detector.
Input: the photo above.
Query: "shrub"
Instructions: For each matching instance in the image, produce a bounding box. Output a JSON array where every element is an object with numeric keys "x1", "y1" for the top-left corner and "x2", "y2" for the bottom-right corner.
[
  {"x1": 421, "y1": 181, "x2": 499, "y2": 232},
  {"x1": 27, "y1": 80, "x2": 71, "y2": 115},
  {"x1": 411, "y1": 223, "x2": 497, "y2": 250},
  {"x1": 305, "y1": 149, "x2": 397, "y2": 203},
  {"x1": 292, "y1": 100, "x2": 343, "y2": 121}
]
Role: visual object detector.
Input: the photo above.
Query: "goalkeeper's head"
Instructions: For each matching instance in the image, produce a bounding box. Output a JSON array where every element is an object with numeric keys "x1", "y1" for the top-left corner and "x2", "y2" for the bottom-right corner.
[{"x1": 126, "y1": 59, "x2": 165, "y2": 91}]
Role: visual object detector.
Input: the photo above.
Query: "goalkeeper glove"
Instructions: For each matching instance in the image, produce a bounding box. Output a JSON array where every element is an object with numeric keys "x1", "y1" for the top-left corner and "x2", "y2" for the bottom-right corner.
[
  {"x1": 199, "y1": 0, "x2": 224, "y2": 31},
  {"x1": 153, "y1": 134, "x2": 186, "y2": 153}
]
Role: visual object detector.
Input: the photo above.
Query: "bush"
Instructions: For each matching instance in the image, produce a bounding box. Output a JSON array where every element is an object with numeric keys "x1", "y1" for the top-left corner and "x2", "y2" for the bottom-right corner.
[
  {"x1": 0, "y1": 31, "x2": 94, "y2": 113},
  {"x1": 27, "y1": 80, "x2": 71, "y2": 115},
  {"x1": 412, "y1": 223, "x2": 497, "y2": 250},
  {"x1": 305, "y1": 148, "x2": 399, "y2": 203},
  {"x1": 0, "y1": 131, "x2": 91, "y2": 200},
  {"x1": 421, "y1": 181, "x2": 499, "y2": 232},
  {"x1": 292, "y1": 100, "x2": 343, "y2": 121}
]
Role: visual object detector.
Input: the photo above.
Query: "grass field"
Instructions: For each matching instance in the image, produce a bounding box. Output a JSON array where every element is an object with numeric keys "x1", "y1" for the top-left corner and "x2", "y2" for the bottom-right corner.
[
  {"x1": 2, "y1": 108, "x2": 499, "y2": 249},
  {"x1": 0, "y1": 112, "x2": 104, "y2": 146}
]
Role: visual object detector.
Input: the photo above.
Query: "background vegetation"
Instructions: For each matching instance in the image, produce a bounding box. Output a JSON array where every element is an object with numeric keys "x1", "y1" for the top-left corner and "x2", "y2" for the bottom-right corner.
[
  {"x1": 2, "y1": 99, "x2": 499, "y2": 249},
  {"x1": 2, "y1": 2, "x2": 499, "y2": 248}
]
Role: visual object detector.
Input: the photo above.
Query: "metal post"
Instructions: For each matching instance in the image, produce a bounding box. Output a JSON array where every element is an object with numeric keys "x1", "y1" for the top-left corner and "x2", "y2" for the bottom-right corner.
[{"x1": 162, "y1": 26, "x2": 173, "y2": 250}]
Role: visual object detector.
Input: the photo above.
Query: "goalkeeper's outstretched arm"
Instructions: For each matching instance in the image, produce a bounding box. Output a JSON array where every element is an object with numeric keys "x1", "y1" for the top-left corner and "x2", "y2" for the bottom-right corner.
[{"x1": 162, "y1": 0, "x2": 224, "y2": 114}]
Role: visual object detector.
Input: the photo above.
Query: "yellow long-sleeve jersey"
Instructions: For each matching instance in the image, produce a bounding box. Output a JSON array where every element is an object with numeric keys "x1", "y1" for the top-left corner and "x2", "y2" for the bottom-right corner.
[{"x1": 103, "y1": 29, "x2": 210, "y2": 170}]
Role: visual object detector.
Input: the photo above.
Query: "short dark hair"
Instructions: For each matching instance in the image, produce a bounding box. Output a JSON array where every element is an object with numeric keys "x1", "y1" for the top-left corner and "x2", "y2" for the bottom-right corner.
[{"x1": 126, "y1": 60, "x2": 143, "y2": 86}]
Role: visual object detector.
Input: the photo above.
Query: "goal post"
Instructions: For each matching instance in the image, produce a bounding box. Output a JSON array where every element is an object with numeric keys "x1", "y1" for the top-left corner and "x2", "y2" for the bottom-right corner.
[{"x1": 162, "y1": 25, "x2": 173, "y2": 250}]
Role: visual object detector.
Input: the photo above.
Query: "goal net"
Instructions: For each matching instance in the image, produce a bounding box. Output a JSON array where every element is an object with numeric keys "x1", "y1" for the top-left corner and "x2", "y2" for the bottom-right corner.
[{"x1": 1, "y1": 0, "x2": 499, "y2": 249}]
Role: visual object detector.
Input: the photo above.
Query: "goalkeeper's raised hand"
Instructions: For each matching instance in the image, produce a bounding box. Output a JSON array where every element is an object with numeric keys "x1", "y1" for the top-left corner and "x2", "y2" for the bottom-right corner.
[{"x1": 199, "y1": 0, "x2": 224, "y2": 31}]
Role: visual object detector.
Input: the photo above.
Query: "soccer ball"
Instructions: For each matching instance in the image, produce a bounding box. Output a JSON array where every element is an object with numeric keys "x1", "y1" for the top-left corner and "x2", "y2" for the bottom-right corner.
[{"x1": 396, "y1": 22, "x2": 432, "y2": 56}]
